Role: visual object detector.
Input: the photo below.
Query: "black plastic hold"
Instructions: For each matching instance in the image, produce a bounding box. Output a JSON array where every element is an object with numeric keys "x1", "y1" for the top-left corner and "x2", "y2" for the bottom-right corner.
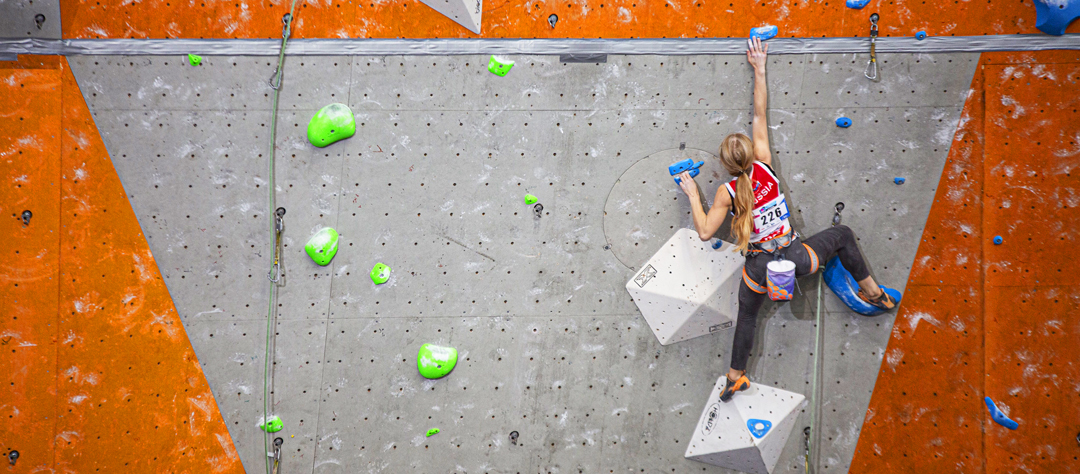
[
  {"x1": 21, "y1": 210, "x2": 32, "y2": 226},
  {"x1": 548, "y1": 14, "x2": 558, "y2": 28}
]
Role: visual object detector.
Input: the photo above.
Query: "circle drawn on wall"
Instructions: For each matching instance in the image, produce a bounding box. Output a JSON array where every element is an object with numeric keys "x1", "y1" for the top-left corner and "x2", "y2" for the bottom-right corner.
[{"x1": 603, "y1": 147, "x2": 730, "y2": 270}]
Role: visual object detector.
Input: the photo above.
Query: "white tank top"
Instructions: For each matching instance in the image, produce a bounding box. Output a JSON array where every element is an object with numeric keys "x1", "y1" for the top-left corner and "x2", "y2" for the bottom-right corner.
[{"x1": 723, "y1": 161, "x2": 791, "y2": 243}]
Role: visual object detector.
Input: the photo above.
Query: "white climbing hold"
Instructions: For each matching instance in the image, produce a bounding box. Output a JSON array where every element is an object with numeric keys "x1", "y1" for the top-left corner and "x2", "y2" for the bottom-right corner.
[{"x1": 419, "y1": 0, "x2": 483, "y2": 34}]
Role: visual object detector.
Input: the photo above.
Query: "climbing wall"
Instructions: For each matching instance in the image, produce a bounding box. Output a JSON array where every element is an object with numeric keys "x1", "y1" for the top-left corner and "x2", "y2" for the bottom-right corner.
[
  {"x1": 0, "y1": 56, "x2": 242, "y2": 473},
  {"x1": 850, "y1": 50, "x2": 1080, "y2": 473},
  {"x1": 69, "y1": 51, "x2": 976, "y2": 472}
]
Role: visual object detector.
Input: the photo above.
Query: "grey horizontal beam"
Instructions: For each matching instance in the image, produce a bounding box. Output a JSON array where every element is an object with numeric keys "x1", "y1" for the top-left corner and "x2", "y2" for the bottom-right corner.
[{"x1": 2, "y1": 35, "x2": 1079, "y2": 56}]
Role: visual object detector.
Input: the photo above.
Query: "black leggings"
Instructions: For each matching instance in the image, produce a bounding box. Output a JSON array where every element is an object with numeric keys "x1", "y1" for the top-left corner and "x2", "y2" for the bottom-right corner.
[{"x1": 729, "y1": 225, "x2": 870, "y2": 372}]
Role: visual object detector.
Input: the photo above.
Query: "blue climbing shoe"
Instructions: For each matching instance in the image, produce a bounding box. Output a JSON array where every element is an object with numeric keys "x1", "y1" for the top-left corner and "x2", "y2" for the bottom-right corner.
[
  {"x1": 720, "y1": 374, "x2": 751, "y2": 402},
  {"x1": 858, "y1": 288, "x2": 898, "y2": 311}
]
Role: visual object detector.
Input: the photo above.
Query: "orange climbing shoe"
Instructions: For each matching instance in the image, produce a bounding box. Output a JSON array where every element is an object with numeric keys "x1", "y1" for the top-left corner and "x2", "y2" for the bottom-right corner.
[
  {"x1": 719, "y1": 374, "x2": 751, "y2": 402},
  {"x1": 858, "y1": 288, "x2": 897, "y2": 311}
]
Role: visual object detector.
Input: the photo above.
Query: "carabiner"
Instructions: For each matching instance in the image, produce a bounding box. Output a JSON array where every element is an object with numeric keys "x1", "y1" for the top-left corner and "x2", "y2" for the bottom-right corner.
[
  {"x1": 832, "y1": 202, "x2": 845, "y2": 227},
  {"x1": 864, "y1": 13, "x2": 879, "y2": 81}
]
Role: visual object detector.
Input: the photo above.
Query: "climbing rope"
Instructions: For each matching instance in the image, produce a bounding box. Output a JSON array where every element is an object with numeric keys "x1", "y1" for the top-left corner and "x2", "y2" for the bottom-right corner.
[
  {"x1": 263, "y1": 2, "x2": 300, "y2": 474},
  {"x1": 806, "y1": 202, "x2": 844, "y2": 473},
  {"x1": 806, "y1": 272, "x2": 823, "y2": 474}
]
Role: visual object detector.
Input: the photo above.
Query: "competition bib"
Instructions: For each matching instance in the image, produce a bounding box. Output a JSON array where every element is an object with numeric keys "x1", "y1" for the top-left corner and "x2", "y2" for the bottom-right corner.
[{"x1": 753, "y1": 196, "x2": 790, "y2": 238}]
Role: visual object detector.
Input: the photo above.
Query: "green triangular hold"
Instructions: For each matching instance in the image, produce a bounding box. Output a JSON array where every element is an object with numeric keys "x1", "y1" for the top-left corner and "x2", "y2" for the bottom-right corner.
[
  {"x1": 425, "y1": 428, "x2": 440, "y2": 437},
  {"x1": 188, "y1": 53, "x2": 202, "y2": 66},
  {"x1": 488, "y1": 55, "x2": 514, "y2": 76},
  {"x1": 258, "y1": 415, "x2": 283, "y2": 433},
  {"x1": 417, "y1": 344, "x2": 458, "y2": 379},
  {"x1": 307, "y1": 103, "x2": 356, "y2": 148},
  {"x1": 524, "y1": 194, "x2": 538, "y2": 205},
  {"x1": 305, "y1": 228, "x2": 339, "y2": 266}
]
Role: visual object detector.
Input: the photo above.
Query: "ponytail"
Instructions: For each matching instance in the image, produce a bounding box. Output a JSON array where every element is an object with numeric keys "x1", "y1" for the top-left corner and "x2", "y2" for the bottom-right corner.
[
  {"x1": 718, "y1": 133, "x2": 757, "y2": 253},
  {"x1": 731, "y1": 170, "x2": 755, "y2": 253}
]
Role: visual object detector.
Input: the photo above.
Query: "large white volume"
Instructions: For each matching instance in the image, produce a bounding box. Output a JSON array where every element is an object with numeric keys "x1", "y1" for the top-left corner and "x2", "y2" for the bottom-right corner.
[
  {"x1": 419, "y1": 0, "x2": 483, "y2": 34},
  {"x1": 684, "y1": 377, "x2": 806, "y2": 474},
  {"x1": 625, "y1": 228, "x2": 743, "y2": 345}
]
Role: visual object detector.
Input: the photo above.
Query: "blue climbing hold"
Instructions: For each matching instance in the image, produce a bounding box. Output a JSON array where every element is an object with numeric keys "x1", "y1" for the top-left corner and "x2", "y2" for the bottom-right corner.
[
  {"x1": 836, "y1": 117, "x2": 852, "y2": 128},
  {"x1": 915, "y1": 31, "x2": 927, "y2": 40},
  {"x1": 894, "y1": 177, "x2": 905, "y2": 185},
  {"x1": 823, "y1": 257, "x2": 902, "y2": 317},
  {"x1": 747, "y1": 419, "x2": 773, "y2": 439},
  {"x1": 846, "y1": 0, "x2": 873, "y2": 9},
  {"x1": 1034, "y1": 0, "x2": 1080, "y2": 36},
  {"x1": 669, "y1": 158, "x2": 704, "y2": 185},
  {"x1": 750, "y1": 25, "x2": 778, "y2": 41},
  {"x1": 993, "y1": 235, "x2": 1003, "y2": 245},
  {"x1": 984, "y1": 397, "x2": 1019, "y2": 430}
]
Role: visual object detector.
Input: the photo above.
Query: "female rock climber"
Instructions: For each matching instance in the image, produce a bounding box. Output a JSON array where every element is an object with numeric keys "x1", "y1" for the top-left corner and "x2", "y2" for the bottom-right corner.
[{"x1": 676, "y1": 38, "x2": 898, "y2": 402}]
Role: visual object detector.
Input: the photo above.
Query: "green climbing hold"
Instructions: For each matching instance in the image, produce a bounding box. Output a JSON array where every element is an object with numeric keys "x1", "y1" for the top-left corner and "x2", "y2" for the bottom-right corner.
[
  {"x1": 307, "y1": 103, "x2": 356, "y2": 148},
  {"x1": 188, "y1": 53, "x2": 202, "y2": 66},
  {"x1": 488, "y1": 55, "x2": 514, "y2": 77},
  {"x1": 370, "y1": 262, "x2": 391, "y2": 284},
  {"x1": 305, "y1": 228, "x2": 339, "y2": 266},
  {"x1": 258, "y1": 415, "x2": 284, "y2": 433},
  {"x1": 524, "y1": 194, "x2": 538, "y2": 205},
  {"x1": 425, "y1": 428, "x2": 440, "y2": 437},
  {"x1": 417, "y1": 343, "x2": 458, "y2": 379}
]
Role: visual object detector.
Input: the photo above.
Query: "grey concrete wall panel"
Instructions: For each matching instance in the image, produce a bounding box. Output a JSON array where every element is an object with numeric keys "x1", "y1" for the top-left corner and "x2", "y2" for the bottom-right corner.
[
  {"x1": 70, "y1": 51, "x2": 979, "y2": 473},
  {"x1": 0, "y1": 0, "x2": 61, "y2": 40}
]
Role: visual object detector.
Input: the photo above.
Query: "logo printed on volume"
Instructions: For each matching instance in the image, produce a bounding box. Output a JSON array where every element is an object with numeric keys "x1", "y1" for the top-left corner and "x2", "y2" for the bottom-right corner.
[
  {"x1": 634, "y1": 265, "x2": 657, "y2": 288},
  {"x1": 702, "y1": 403, "x2": 721, "y2": 435},
  {"x1": 709, "y1": 321, "x2": 734, "y2": 332}
]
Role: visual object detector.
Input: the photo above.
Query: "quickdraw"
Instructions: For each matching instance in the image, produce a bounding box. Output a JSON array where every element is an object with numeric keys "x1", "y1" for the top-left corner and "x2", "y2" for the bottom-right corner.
[
  {"x1": 270, "y1": 437, "x2": 284, "y2": 474},
  {"x1": 269, "y1": 13, "x2": 293, "y2": 90},
  {"x1": 267, "y1": 207, "x2": 286, "y2": 283},
  {"x1": 864, "y1": 13, "x2": 879, "y2": 80}
]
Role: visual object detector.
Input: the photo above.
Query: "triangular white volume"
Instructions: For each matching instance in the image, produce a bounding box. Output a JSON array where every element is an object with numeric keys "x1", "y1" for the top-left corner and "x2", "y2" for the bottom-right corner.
[
  {"x1": 686, "y1": 377, "x2": 806, "y2": 474},
  {"x1": 420, "y1": 0, "x2": 482, "y2": 34},
  {"x1": 626, "y1": 229, "x2": 742, "y2": 345}
]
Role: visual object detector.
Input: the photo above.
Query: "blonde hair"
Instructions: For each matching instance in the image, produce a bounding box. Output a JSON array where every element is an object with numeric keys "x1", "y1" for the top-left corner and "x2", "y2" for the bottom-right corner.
[{"x1": 719, "y1": 133, "x2": 756, "y2": 252}]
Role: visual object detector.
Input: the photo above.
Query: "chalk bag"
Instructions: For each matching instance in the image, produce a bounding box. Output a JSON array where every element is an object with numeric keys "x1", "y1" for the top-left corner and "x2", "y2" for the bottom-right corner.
[{"x1": 766, "y1": 259, "x2": 796, "y2": 302}]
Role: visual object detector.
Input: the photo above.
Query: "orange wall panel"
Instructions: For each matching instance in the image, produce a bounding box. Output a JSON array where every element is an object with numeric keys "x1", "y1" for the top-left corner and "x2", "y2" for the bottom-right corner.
[
  {"x1": 0, "y1": 64, "x2": 63, "y2": 474},
  {"x1": 58, "y1": 0, "x2": 1080, "y2": 40},
  {"x1": 981, "y1": 56, "x2": 1080, "y2": 472}
]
